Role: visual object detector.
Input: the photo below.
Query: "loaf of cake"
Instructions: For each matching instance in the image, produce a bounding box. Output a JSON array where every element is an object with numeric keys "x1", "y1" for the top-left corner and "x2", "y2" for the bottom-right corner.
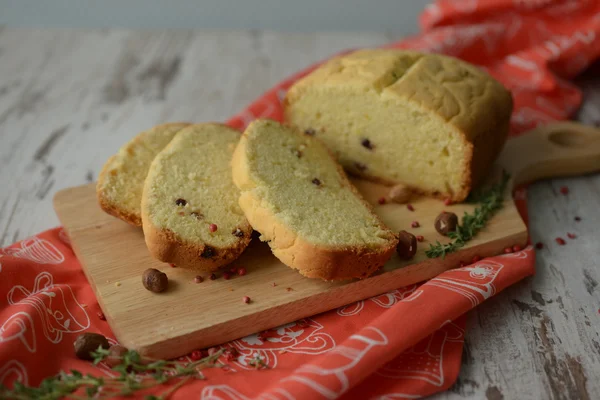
[
  {"x1": 231, "y1": 119, "x2": 398, "y2": 281},
  {"x1": 284, "y1": 49, "x2": 513, "y2": 202},
  {"x1": 142, "y1": 124, "x2": 252, "y2": 270},
  {"x1": 97, "y1": 123, "x2": 189, "y2": 226}
]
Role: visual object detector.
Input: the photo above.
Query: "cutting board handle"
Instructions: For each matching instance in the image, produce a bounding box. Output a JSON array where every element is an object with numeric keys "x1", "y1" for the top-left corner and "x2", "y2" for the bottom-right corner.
[{"x1": 498, "y1": 121, "x2": 600, "y2": 187}]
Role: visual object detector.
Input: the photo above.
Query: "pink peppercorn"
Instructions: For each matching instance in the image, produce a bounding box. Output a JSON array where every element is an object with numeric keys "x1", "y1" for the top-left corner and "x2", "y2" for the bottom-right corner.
[
  {"x1": 223, "y1": 272, "x2": 231, "y2": 280},
  {"x1": 378, "y1": 197, "x2": 386, "y2": 205},
  {"x1": 559, "y1": 186, "x2": 569, "y2": 195},
  {"x1": 209, "y1": 273, "x2": 217, "y2": 280},
  {"x1": 169, "y1": 263, "x2": 176, "y2": 268},
  {"x1": 411, "y1": 221, "x2": 420, "y2": 228},
  {"x1": 407, "y1": 204, "x2": 415, "y2": 212},
  {"x1": 416, "y1": 235, "x2": 424, "y2": 242},
  {"x1": 209, "y1": 224, "x2": 218, "y2": 232},
  {"x1": 243, "y1": 296, "x2": 251, "y2": 304},
  {"x1": 575, "y1": 216, "x2": 581, "y2": 222},
  {"x1": 504, "y1": 247, "x2": 512, "y2": 254},
  {"x1": 555, "y1": 237, "x2": 566, "y2": 245},
  {"x1": 194, "y1": 275, "x2": 204, "y2": 283},
  {"x1": 512, "y1": 245, "x2": 522, "y2": 252},
  {"x1": 444, "y1": 198, "x2": 452, "y2": 206},
  {"x1": 535, "y1": 242, "x2": 544, "y2": 249},
  {"x1": 237, "y1": 267, "x2": 247, "y2": 276},
  {"x1": 567, "y1": 232, "x2": 577, "y2": 239},
  {"x1": 190, "y1": 350, "x2": 203, "y2": 361},
  {"x1": 97, "y1": 311, "x2": 106, "y2": 321}
]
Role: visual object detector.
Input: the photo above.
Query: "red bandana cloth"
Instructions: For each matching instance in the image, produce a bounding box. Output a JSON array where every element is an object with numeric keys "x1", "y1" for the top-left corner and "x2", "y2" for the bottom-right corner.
[{"x1": 1, "y1": 0, "x2": 599, "y2": 398}]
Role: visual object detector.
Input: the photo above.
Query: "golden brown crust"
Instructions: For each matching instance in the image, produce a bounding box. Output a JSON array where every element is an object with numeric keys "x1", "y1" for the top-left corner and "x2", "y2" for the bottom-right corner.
[
  {"x1": 141, "y1": 122, "x2": 252, "y2": 270},
  {"x1": 97, "y1": 186, "x2": 142, "y2": 226},
  {"x1": 283, "y1": 49, "x2": 513, "y2": 202},
  {"x1": 141, "y1": 209, "x2": 252, "y2": 270},
  {"x1": 232, "y1": 119, "x2": 398, "y2": 281},
  {"x1": 96, "y1": 122, "x2": 190, "y2": 226}
]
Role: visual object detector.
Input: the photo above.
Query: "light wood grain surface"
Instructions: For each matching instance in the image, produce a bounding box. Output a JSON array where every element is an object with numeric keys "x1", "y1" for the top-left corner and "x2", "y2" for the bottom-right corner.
[
  {"x1": 53, "y1": 168, "x2": 528, "y2": 359},
  {"x1": 1, "y1": 28, "x2": 599, "y2": 399}
]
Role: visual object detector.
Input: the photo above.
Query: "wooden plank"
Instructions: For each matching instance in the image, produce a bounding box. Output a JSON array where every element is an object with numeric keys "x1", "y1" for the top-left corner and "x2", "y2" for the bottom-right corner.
[{"x1": 54, "y1": 171, "x2": 528, "y2": 359}]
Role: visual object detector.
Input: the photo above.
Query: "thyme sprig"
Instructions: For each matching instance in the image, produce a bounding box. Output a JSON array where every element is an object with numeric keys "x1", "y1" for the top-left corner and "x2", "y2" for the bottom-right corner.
[
  {"x1": 0, "y1": 347, "x2": 224, "y2": 400},
  {"x1": 425, "y1": 171, "x2": 510, "y2": 259}
]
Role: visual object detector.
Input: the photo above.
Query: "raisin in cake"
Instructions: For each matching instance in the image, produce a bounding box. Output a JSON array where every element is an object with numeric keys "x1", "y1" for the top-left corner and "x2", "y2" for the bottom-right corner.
[
  {"x1": 231, "y1": 119, "x2": 398, "y2": 281},
  {"x1": 284, "y1": 49, "x2": 513, "y2": 202},
  {"x1": 97, "y1": 123, "x2": 189, "y2": 226},
  {"x1": 142, "y1": 124, "x2": 252, "y2": 270}
]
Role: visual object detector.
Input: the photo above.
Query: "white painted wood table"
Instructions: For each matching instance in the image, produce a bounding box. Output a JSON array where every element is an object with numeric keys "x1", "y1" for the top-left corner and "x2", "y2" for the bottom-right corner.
[{"x1": 0, "y1": 28, "x2": 599, "y2": 399}]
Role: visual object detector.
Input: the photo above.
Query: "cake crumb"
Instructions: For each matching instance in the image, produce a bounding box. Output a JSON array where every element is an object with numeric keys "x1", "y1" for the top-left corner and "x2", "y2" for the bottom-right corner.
[{"x1": 115, "y1": 282, "x2": 121, "y2": 287}]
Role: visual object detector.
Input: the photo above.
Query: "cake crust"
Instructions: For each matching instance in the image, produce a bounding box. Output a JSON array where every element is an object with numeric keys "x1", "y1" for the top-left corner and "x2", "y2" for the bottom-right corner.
[
  {"x1": 284, "y1": 49, "x2": 513, "y2": 202},
  {"x1": 97, "y1": 122, "x2": 190, "y2": 226},
  {"x1": 142, "y1": 213, "x2": 252, "y2": 271},
  {"x1": 232, "y1": 119, "x2": 398, "y2": 281},
  {"x1": 141, "y1": 123, "x2": 252, "y2": 270}
]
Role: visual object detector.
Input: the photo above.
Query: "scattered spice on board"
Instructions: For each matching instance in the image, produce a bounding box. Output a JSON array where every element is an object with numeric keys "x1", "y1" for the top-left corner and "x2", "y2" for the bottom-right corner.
[
  {"x1": 142, "y1": 268, "x2": 168, "y2": 293},
  {"x1": 426, "y1": 171, "x2": 510, "y2": 258}
]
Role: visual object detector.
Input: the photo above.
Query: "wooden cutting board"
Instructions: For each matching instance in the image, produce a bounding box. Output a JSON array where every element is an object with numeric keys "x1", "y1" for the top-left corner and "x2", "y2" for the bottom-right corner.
[{"x1": 53, "y1": 122, "x2": 600, "y2": 360}]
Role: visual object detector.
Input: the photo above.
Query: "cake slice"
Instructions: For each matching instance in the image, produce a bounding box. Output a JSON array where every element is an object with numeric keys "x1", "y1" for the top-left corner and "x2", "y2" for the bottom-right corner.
[
  {"x1": 231, "y1": 119, "x2": 398, "y2": 280},
  {"x1": 284, "y1": 49, "x2": 513, "y2": 202},
  {"x1": 141, "y1": 123, "x2": 252, "y2": 270},
  {"x1": 97, "y1": 123, "x2": 190, "y2": 226}
]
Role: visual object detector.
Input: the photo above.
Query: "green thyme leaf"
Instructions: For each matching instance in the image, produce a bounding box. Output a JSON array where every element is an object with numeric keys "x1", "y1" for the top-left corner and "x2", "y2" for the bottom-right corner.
[{"x1": 426, "y1": 171, "x2": 510, "y2": 259}]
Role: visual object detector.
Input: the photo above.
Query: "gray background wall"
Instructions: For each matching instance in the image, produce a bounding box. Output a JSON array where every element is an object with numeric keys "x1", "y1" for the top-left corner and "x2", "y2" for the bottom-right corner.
[{"x1": 0, "y1": 0, "x2": 430, "y2": 34}]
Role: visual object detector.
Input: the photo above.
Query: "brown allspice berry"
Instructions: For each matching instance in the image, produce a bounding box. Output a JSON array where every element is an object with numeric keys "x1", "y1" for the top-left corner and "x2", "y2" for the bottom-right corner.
[
  {"x1": 74, "y1": 333, "x2": 110, "y2": 360},
  {"x1": 142, "y1": 268, "x2": 168, "y2": 293},
  {"x1": 389, "y1": 184, "x2": 412, "y2": 204},
  {"x1": 434, "y1": 211, "x2": 458, "y2": 236},
  {"x1": 396, "y1": 230, "x2": 417, "y2": 260}
]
